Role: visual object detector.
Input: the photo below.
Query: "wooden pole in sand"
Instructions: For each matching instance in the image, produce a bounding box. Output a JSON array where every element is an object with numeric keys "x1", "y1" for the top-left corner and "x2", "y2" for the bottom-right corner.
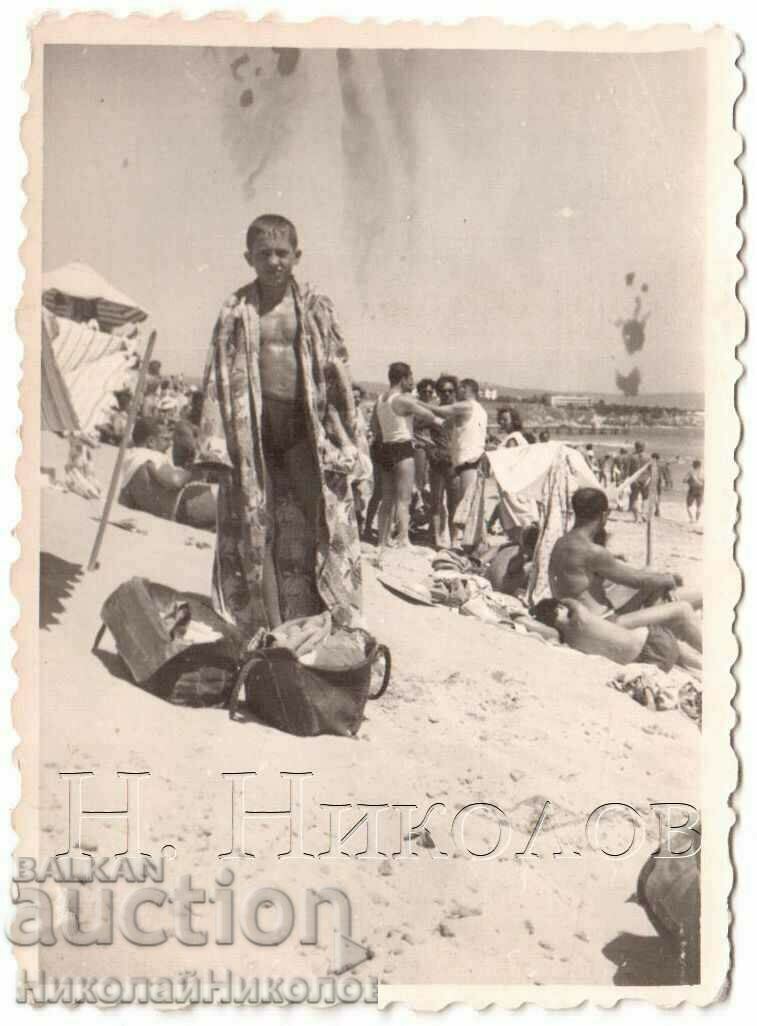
[
  {"x1": 87, "y1": 330, "x2": 157, "y2": 571},
  {"x1": 645, "y1": 458, "x2": 659, "y2": 566}
]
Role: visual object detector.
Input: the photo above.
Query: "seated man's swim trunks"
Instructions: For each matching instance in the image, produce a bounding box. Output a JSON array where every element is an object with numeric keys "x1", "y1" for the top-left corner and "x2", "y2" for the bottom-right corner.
[
  {"x1": 119, "y1": 463, "x2": 217, "y2": 529},
  {"x1": 637, "y1": 624, "x2": 680, "y2": 673},
  {"x1": 375, "y1": 439, "x2": 416, "y2": 469},
  {"x1": 175, "y1": 481, "x2": 218, "y2": 530},
  {"x1": 261, "y1": 395, "x2": 309, "y2": 459}
]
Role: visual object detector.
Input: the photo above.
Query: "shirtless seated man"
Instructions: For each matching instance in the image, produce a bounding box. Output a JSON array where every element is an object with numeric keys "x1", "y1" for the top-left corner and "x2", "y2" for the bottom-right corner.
[
  {"x1": 485, "y1": 522, "x2": 539, "y2": 596},
  {"x1": 549, "y1": 487, "x2": 703, "y2": 651},
  {"x1": 531, "y1": 597, "x2": 701, "y2": 674}
]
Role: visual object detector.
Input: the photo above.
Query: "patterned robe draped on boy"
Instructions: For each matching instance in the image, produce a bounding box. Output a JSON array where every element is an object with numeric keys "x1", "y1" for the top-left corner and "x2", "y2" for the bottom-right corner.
[{"x1": 196, "y1": 279, "x2": 364, "y2": 635}]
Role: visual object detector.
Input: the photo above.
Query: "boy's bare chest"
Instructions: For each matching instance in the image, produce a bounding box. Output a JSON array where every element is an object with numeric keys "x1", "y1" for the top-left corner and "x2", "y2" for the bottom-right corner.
[
  {"x1": 258, "y1": 296, "x2": 300, "y2": 399},
  {"x1": 259, "y1": 297, "x2": 298, "y2": 349}
]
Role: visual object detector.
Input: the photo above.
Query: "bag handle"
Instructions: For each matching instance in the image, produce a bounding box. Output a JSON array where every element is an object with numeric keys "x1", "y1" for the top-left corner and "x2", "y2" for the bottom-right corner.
[
  {"x1": 229, "y1": 652, "x2": 261, "y2": 719},
  {"x1": 368, "y1": 644, "x2": 391, "y2": 700},
  {"x1": 229, "y1": 649, "x2": 286, "y2": 719}
]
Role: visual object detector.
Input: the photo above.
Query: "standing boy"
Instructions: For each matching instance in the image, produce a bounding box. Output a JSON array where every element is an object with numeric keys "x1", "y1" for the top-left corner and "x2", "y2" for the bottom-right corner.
[{"x1": 196, "y1": 214, "x2": 365, "y2": 632}]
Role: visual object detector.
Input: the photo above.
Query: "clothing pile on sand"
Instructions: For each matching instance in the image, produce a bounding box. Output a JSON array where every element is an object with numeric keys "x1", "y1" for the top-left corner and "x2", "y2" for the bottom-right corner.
[
  {"x1": 608, "y1": 664, "x2": 702, "y2": 727},
  {"x1": 377, "y1": 547, "x2": 539, "y2": 637},
  {"x1": 42, "y1": 431, "x2": 103, "y2": 500},
  {"x1": 429, "y1": 550, "x2": 527, "y2": 624}
]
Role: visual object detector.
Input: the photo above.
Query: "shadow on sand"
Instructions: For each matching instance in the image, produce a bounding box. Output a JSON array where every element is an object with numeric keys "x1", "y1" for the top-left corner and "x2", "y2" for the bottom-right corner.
[
  {"x1": 603, "y1": 931, "x2": 699, "y2": 986},
  {"x1": 39, "y1": 551, "x2": 83, "y2": 630}
]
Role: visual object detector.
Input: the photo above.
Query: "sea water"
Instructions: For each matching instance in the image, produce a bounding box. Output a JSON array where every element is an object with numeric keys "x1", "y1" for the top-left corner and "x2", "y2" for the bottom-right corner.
[{"x1": 552, "y1": 426, "x2": 705, "y2": 499}]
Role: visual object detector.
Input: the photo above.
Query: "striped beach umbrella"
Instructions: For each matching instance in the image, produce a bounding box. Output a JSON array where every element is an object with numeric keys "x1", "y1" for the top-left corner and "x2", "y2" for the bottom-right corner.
[{"x1": 42, "y1": 262, "x2": 148, "y2": 334}]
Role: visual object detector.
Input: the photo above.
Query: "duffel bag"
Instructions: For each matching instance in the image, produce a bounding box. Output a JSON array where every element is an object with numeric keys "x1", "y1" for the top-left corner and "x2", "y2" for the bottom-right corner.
[
  {"x1": 228, "y1": 628, "x2": 391, "y2": 737},
  {"x1": 93, "y1": 577, "x2": 244, "y2": 707}
]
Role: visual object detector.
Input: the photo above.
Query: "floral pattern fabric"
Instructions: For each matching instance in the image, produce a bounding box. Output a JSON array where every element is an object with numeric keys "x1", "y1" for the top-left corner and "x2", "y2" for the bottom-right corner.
[{"x1": 196, "y1": 278, "x2": 364, "y2": 636}]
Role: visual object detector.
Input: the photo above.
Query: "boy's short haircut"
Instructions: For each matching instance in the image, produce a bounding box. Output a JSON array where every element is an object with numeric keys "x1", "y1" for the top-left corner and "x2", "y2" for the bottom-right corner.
[
  {"x1": 693, "y1": 459, "x2": 702, "y2": 468},
  {"x1": 133, "y1": 417, "x2": 161, "y2": 447},
  {"x1": 416, "y1": 377, "x2": 435, "y2": 393},
  {"x1": 533, "y1": 598, "x2": 562, "y2": 632},
  {"x1": 460, "y1": 377, "x2": 479, "y2": 396},
  {"x1": 352, "y1": 384, "x2": 365, "y2": 400},
  {"x1": 246, "y1": 214, "x2": 299, "y2": 252},
  {"x1": 572, "y1": 487, "x2": 609, "y2": 522},
  {"x1": 436, "y1": 374, "x2": 458, "y2": 393},
  {"x1": 388, "y1": 362, "x2": 412, "y2": 385}
]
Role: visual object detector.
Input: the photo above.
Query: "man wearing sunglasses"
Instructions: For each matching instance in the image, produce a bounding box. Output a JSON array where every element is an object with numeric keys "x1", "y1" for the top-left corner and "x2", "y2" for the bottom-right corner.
[
  {"x1": 426, "y1": 375, "x2": 459, "y2": 548},
  {"x1": 417, "y1": 378, "x2": 489, "y2": 544}
]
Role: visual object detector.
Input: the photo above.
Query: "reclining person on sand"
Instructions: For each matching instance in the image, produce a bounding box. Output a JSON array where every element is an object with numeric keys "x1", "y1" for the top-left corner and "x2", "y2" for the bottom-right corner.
[
  {"x1": 119, "y1": 417, "x2": 217, "y2": 530},
  {"x1": 484, "y1": 523, "x2": 539, "y2": 598},
  {"x1": 531, "y1": 597, "x2": 701, "y2": 673},
  {"x1": 549, "y1": 487, "x2": 702, "y2": 652}
]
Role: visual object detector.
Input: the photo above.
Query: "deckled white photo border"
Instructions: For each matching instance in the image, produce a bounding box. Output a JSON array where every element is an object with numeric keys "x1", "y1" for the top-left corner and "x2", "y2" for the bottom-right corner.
[{"x1": 8, "y1": 8, "x2": 744, "y2": 1011}]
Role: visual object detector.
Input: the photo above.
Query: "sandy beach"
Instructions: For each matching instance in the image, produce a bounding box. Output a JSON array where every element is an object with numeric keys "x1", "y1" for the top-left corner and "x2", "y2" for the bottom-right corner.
[{"x1": 35, "y1": 432, "x2": 703, "y2": 987}]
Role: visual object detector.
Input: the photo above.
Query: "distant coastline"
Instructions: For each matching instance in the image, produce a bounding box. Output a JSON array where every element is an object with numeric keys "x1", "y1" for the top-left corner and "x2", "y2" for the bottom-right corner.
[{"x1": 355, "y1": 382, "x2": 704, "y2": 414}]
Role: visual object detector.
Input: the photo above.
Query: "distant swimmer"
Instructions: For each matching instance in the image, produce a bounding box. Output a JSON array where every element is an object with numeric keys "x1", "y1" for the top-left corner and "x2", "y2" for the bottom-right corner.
[{"x1": 684, "y1": 459, "x2": 704, "y2": 523}]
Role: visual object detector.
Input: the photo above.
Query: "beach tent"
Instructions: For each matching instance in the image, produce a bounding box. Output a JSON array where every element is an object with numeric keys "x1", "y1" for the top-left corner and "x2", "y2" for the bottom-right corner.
[
  {"x1": 487, "y1": 441, "x2": 600, "y2": 530},
  {"x1": 40, "y1": 263, "x2": 148, "y2": 432},
  {"x1": 42, "y1": 309, "x2": 143, "y2": 433},
  {"x1": 41, "y1": 310, "x2": 79, "y2": 433},
  {"x1": 42, "y1": 262, "x2": 148, "y2": 334},
  {"x1": 487, "y1": 441, "x2": 601, "y2": 604}
]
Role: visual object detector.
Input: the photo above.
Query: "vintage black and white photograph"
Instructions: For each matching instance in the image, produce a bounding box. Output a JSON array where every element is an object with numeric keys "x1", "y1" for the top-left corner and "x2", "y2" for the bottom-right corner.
[{"x1": 13, "y1": 17, "x2": 739, "y2": 1008}]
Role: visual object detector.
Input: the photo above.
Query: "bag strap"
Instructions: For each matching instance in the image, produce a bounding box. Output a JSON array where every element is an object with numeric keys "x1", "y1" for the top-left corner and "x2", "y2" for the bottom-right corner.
[
  {"x1": 92, "y1": 622, "x2": 107, "y2": 654},
  {"x1": 368, "y1": 644, "x2": 391, "y2": 700}
]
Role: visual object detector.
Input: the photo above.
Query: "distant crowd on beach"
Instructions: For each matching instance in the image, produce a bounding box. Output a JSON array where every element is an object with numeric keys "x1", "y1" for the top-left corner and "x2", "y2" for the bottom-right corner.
[{"x1": 94, "y1": 358, "x2": 704, "y2": 543}]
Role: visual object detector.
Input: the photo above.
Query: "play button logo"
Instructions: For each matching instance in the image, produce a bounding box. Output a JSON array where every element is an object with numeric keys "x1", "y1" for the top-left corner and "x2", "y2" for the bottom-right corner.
[{"x1": 331, "y1": 932, "x2": 373, "y2": 975}]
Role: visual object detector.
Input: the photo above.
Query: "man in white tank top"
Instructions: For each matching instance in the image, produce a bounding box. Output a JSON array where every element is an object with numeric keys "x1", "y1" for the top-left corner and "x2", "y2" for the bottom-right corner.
[
  {"x1": 416, "y1": 377, "x2": 488, "y2": 544},
  {"x1": 371, "y1": 362, "x2": 443, "y2": 559}
]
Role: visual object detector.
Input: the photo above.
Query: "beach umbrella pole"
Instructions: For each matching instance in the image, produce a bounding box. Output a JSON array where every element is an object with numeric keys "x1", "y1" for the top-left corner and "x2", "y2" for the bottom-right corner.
[
  {"x1": 87, "y1": 330, "x2": 157, "y2": 571},
  {"x1": 645, "y1": 459, "x2": 659, "y2": 566}
]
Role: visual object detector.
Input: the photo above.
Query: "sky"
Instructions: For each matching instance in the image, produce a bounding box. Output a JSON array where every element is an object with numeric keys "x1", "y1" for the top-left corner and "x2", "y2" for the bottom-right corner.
[{"x1": 42, "y1": 44, "x2": 706, "y2": 394}]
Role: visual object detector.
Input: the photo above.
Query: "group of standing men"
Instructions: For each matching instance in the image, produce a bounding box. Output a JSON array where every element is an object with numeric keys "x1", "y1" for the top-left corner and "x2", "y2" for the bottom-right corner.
[{"x1": 364, "y1": 365, "x2": 489, "y2": 559}]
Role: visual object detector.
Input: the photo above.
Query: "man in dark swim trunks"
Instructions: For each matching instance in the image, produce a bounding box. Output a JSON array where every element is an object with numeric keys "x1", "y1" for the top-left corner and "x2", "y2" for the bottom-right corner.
[{"x1": 532, "y1": 597, "x2": 701, "y2": 673}]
